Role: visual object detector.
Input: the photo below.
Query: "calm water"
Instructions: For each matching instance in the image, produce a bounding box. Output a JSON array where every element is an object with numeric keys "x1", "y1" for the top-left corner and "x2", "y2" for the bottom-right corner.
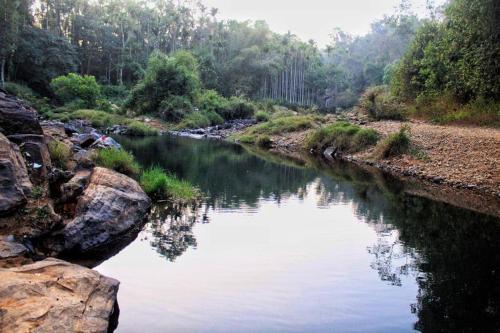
[{"x1": 98, "y1": 135, "x2": 500, "y2": 333}]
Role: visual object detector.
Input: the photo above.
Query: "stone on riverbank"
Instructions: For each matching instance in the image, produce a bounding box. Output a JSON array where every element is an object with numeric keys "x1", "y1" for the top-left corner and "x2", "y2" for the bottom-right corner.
[
  {"x1": 0, "y1": 133, "x2": 32, "y2": 216},
  {"x1": 0, "y1": 258, "x2": 119, "y2": 332},
  {"x1": 45, "y1": 167, "x2": 150, "y2": 255}
]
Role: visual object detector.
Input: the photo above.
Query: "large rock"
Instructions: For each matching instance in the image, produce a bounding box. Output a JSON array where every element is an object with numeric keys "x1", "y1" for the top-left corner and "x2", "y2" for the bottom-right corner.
[
  {"x1": 7, "y1": 134, "x2": 52, "y2": 182},
  {"x1": 0, "y1": 89, "x2": 43, "y2": 136},
  {"x1": 46, "y1": 167, "x2": 150, "y2": 255},
  {"x1": 0, "y1": 133, "x2": 32, "y2": 216},
  {"x1": 0, "y1": 258, "x2": 119, "y2": 332}
]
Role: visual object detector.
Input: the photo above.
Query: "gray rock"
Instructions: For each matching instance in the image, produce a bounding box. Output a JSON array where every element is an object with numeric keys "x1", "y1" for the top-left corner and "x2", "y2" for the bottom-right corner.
[
  {"x1": 0, "y1": 89, "x2": 43, "y2": 136},
  {"x1": 45, "y1": 167, "x2": 150, "y2": 255},
  {"x1": 7, "y1": 134, "x2": 52, "y2": 181},
  {"x1": 0, "y1": 133, "x2": 32, "y2": 216}
]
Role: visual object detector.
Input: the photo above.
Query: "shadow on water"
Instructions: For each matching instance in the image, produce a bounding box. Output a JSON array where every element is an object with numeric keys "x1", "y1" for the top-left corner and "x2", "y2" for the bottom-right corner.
[{"x1": 115, "y1": 134, "x2": 500, "y2": 332}]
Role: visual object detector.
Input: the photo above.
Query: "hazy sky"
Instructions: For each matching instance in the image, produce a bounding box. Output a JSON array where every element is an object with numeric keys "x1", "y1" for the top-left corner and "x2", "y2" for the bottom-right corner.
[{"x1": 202, "y1": 0, "x2": 443, "y2": 47}]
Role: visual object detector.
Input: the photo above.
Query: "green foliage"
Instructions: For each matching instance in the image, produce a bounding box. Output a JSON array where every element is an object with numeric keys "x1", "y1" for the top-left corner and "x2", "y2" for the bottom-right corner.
[
  {"x1": 359, "y1": 86, "x2": 407, "y2": 120},
  {"x1": 140, "y1": 166, "x2": 199, "y2": 202},
  {"x1": 246, "y1": 115, "x2": 318, "y2": 136},
  {"x1": 195, "y1": 90, "x2": 256, "y2": 120},
  {"x1": 392, "y1": 0, "x2": 500, "y2": 113},
  {"x1": 159, "y1": 95, "x2": 193, "y2": 122},
  {"x1": 95, "y1": 148, "x2": 140, "y2": 176},
  {"x1": 125, "y1": 50, "x2": 201, "y2": 117},
  {"x1": 127, "y1": 121, "x2": 159, "y2": 136},
  {"x1": 409, "y1": 95, "x2": 500, "y2": 127},
  {"x1": 12, "y1": 27, "x2": 78, "y2": 94},
  {"x1": 31, "y1": 186, "x2": 44, "y2": 200},
  {"x1": 48, "y1": 140, "x2": 70, "y2": 169},
  {"x1": 4, "y1": 82, "x2": 51, "y2": 115},
  {"x1": 374, "y1": 125, "x2": 411, "y2": 159},
  {"x1": 256, "y1": 135, "x2": 272, "y2": 148},
  {"x1": 72, "y1": 109, "x2": 123, "y2": 128},
  {"x1": 254, "y1": 110, "x2": 270, "y2": 122},
  {"x1": 177, "y1": 111, "x2": 224, "y2": 129},
  {"x1": 101, "y1": 85, "x2": 130, "y2": 106},
  {"x1": 306, "y1": 121, "x2": 379, "y2": 153},
  {"x1": 50, "y1": 73, "x2": 101, "y2": 108}
]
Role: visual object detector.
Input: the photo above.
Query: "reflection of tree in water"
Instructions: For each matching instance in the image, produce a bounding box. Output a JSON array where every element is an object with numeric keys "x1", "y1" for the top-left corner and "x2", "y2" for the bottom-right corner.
[
  {"x1": 144, "y1": 202, "x2": 201, "y2": 262},
  {"x1": 309, "y1": 159, "x2": 500, "y2": 332}
]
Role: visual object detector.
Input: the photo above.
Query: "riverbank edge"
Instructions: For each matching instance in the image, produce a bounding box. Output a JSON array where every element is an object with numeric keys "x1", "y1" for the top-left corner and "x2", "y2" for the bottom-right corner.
[{"x1": 221, "y1": 120, "x2": 500, "y2": 217}]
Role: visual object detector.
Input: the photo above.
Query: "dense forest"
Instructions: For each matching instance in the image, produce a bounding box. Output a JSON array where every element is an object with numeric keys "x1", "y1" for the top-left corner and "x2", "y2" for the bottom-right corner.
[{"x1": 0, "y1": 0, "x2": 498, "y2": 124}]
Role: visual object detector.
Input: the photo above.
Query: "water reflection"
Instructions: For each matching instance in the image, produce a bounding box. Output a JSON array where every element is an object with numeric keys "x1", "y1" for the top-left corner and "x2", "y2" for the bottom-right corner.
[{"x1": 116, "y1": 134, "x2": 500, "y2": 332}]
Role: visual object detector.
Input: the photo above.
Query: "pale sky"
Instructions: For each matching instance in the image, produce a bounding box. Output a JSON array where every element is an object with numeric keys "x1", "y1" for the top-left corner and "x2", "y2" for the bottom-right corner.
[{"x1": 202, "y1": 0, "x2": 445, "y2": 47}]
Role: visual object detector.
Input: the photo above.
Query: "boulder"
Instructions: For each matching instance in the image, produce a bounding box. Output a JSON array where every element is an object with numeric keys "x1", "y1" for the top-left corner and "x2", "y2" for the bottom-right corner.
[
  {"x1": 0, "y1": 133, "x2": 32, "y2": 216},
  {"x1": 0, "y1": 90, "x2": 43, "y2": 136},
  {"x1": 60, "y1": 170, "x2": 92, "y2": 203},
  {"x1": 0, "y1": 236, "x2": 30, "y2": 268},
  {"x1": 46, "y1": 167, "x2": 150, "y2": 255},
  {"x1": 7, "y1": 134, "x2": 52, "y2": 182},
  {"x1": 0, "y1": 258, "x2": 119, "y2": 332}
]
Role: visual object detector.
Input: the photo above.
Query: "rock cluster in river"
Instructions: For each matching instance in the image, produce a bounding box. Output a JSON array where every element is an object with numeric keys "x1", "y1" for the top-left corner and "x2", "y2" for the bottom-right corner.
[{"x1": 0, "y1": 88, "x2": 150, "y2": 331}]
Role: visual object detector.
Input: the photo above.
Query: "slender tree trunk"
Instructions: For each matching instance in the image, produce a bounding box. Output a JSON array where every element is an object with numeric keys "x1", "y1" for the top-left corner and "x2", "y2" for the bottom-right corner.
[{"x1": 1, "y1": 58, "x2": 5, "y2": 88}]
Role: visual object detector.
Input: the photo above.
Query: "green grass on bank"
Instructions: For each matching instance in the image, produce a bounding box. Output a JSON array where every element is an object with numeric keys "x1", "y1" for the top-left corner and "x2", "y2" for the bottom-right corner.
[
  {"x1": 306, "y1": 121, "x2": 379, "y2": 153},
  {"x1": 373, "y1": 125, "x2": 411, "y2": 159},
  {"x1": 140, "y1": 166, "x2": 199, "y2": 202},
  {"x1": 48, "y1": 140, "x2": 71, "y2": 169},
  {"x1": 94, "y1": 148, "x2": 141, "y2": 176}
]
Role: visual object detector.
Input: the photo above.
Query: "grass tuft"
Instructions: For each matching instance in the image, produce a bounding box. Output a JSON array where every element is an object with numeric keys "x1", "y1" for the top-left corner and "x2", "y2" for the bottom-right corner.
[
  {"x1": 373, "y1": 125, "x2": 411, "y2": 159},
  {"x1": 126, "y1": 120, "x2": 159, "y2": 136},
  {"x1": 48, "y1": 140, "x2": 71, "y2": 169},
  {"x1": 306, "y1": 121, "x2": 379, "y2": 153},
  {"x1": 95, "y1": 148, "x2": 140, "y2": 175},
  {"x1": 140, "y1": 166, "x2": 199, "y2": 202}
]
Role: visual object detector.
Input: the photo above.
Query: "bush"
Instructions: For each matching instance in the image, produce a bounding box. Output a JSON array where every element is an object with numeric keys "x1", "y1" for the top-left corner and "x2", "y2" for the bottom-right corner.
[
  {"x1": 95, "y1": 148, "x2": 140, "y2": 175},
  {"x1": 140, "y1": 166, "x2": 199, "y2": 202},
  {"x1": 196, "y1": 89, "x2": 227, "y2": 114},
  {"x1": 101, "y1": 85, "x2": 130, "y2": 106},
  {"x1": 177, "y1": 110, "x2": 223, "y2": 129},
  {"x1": 219, "y1": 96, "x2": 256, "y2": 120},
  {"x1": 254, "y1": 111, "x2": 270, "y2": 122},
  {"x1": 306, "y1": 121, "x2": 379, "y2": 153},
  {"x1": 159, "y1": 95, "x2": 193, "y2": 122},
  {"x1": 72, "y1": 109, "x2": 122, "y2": 128},
  {"x1": 409, "y1": 94, "x2": 500, "y2": 127},
  {"x1": 126, "y1": 121, "x2": 159, "y2": 136},
  {"x1": 48, "y1": 140, "x2": 70, "y2": 169},
  {"x1": 374, "y1": 125, "x2": 411, "y2": 159},
  {"x1": 359, "y1": 86, "x2": 406, "y2": 120},
  {"x1": 50, "y1": 73, "x2": 101, "y2": 108},
  {"x1": 125, "y1": 50, "x2": 200, "y2": 116},
  {"x1": 246, "y1": 115, "x2": 317, "y2": 136},
  {"x1": 256, "y1": 135, "x2": 272, "y2": 148}
]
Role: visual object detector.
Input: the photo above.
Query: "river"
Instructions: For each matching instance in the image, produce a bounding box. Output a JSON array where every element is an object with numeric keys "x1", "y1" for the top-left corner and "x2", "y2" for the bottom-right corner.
[{"x1": 97, "y1": 134, "x2": 500, "y2": 332}]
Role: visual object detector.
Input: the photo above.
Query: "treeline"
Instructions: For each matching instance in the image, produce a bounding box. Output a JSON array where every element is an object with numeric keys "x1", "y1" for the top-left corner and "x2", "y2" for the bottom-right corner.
[{"x1": 1, "y1": 0, "x2": 498, "y2": 121}]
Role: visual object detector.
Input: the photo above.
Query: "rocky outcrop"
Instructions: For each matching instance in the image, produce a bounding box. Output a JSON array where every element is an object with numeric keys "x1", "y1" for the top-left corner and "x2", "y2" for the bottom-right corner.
[
  {"x1": 0, "y1": 258, "x2": 119, "y2": 332},
  {"x1": 45, "y1": 167, "x2": 150, "y2": 255},
  {"x1": 0, "y1": 133, "x2": 32, "y2": 216},
  {"x1": 0, "y1": 89, "x2": 43, "y2": 136},
  {"x1": 7, "y1": 134, "x2": 52, "y2": 182}
]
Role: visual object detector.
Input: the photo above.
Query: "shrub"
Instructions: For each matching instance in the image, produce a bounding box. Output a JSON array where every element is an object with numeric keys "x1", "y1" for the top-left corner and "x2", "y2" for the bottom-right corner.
[
  {"x1": 196, "y1": 89, "x2": 227, "y2": 113},
  {"x1": 101, "y1": 85, "x2": 130, "y2": 106},
  {"x1": 306, "y1": 121, "x2": 379, "y2": 153},
  {"x1": 374, "y1": 125, "x2": 411, "y2": 159},
  {"x1": 140, "y1": 166, "x2": 199, "y2": 202},
  {"x1": 159, "y1": 95, "x2": 193, "y2": 122},
  {"x1": 95, "y1": 148, "x2": 140, "y2": 175},
  {"x1": 48, "y1": 140, "x2": 70, "y2": 169},
  {"x1": 254, "y1": 111, "x2": 270, "y2": 122},
  {"x1": 219, "y1": 96, "x2": 255, "y2": 120},
  {"x1": 246, "y1": 115, "x2": 317, "y2": 136},
  {"x1": 177, "y1": 110, "x2": 223, "y2": 129},
  {"x1": 72, "y1": 109, "x2": 122, "y2": 128},
  {"x1": 359, "y1": 86, "x2": 407, "y2": 120},
  {"x1": 50, "y1": 73, "x2": 101, "y2": 108},
  {"x1": 126, "y1": 121, "x2": 158, "y2": 136},
  {"x1": 125, "y1": 50, "x2": 200, "y2": 116},
  {"x1": 4, "y1": 82, "x2": 52, "y2": 115},
  {"x1": 256, "y1": 135, "x2": 272, "y2": 148}
]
